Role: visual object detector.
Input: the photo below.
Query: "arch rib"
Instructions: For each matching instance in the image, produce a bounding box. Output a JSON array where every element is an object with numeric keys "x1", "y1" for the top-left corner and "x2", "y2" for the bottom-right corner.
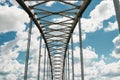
[{"x1": 16, "y1": 0, "x2": 91, "y2": 80}]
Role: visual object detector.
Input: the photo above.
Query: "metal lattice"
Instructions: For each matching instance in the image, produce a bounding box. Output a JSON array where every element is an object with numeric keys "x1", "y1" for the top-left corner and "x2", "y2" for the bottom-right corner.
[{"x1": 16, "y1": 0, "x2": 91, "y2": 80}]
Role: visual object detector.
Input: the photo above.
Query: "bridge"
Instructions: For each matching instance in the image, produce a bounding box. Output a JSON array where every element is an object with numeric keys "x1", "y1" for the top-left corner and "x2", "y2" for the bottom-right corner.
[{"x1": 15, "y1": 0, "x2": 120, "y2": 80}]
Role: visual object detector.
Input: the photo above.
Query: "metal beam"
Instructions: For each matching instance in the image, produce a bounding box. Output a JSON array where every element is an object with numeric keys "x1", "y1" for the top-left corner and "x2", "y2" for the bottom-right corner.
[
  {"x1": 16, "y1": 0, "x2": 91, "y2": 80},
  {"x1": 113, "y1": 0, "x2": 120, "y2": 33},
  {"x1": 16, "y1": 0, "x2": 53, "y2": 79},
  {"x1": 62, "y1": 0, "x2": 91, "y2": 80}
]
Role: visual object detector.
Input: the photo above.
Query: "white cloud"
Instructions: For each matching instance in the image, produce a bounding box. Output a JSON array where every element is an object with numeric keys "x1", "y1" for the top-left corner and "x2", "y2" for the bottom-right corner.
[
  {"x1": 83, "y1": 46, "x2": 98, "y2": 59},
  {"x1": 0, "y1": 0, "x2": 18, "y2": 6},
  {"x1": 111, "y1": 34, "x2": 120, "y2": 58},
  {"x1": 0, "y1": 53, "x2": 25, "y2": 80},
  {"x1": 0, "y1": 4, "x2": 41, "y2": 79},
  {"x1": 46, "y1": 1, "x2": 55, "y2": 6},
  {"x1": 9, "y1": 0, "x2": 19, "y2": 7},
  {"x1": 0, "y1": 13, "x2": 48, "y2": 79},
  {"x1": 0, "y1": 0, "x2": 120, "y2": 80},
  {"x1": 0, "y1": 4, "x2": 30, "y2": 79},
  {"x1": 81, "y1": 18, "x2": 103, "y2": 32},
  {"x1": 104, "y1": 21, "x2": 118, "y2": 32},
  {"x1": 45, "y1": 1, "x2": 78, "y2": 7},
  {"x1": 0, "y1": 0, "x2": 5, "y2": 3},
  {"x1": 81, "y1": 0, "x2": 115, "y2": 33},
  {"x1": 72, "y1": 46, "x2": 98, "y2": 78},
  {"x1": 84, "y1": 56, "x2": 120, "y2": 80},
  {"x1": 0, "y1": 26, "x2": 43, "y2": 80},
  {"x1": 65, "y1": 1, "x2": 78, "y2": 4},
  {"x1": 69, "y1": 45, "x2": 120, "y2": 80},
  {"x1": 24, "y1": 1, "x2": 55, "y2": 7},
  {"x1": 90, "y1": 0, "x2": 115, "y2": 21},
  {"x1": 72, "y1": 33, "x2": 86, "y2": 43},
  {"x1": 73, "y1": 23, "x2": 86, "y2": 42},
  {"x1": 72, "y1": 46, "x2": 97, "y2": 60},
  {"x1": 0, "y1": 5, "x2": 29, "y2": 33}
]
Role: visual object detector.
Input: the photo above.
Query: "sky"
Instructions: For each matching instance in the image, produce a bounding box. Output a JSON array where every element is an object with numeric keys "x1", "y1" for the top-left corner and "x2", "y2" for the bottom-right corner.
[{"x1": 0, "y1": 0, "x2": 120, "y2": 80}]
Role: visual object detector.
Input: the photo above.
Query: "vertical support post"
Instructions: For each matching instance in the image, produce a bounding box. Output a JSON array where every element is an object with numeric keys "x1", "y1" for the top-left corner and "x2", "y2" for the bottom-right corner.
[
  {"x1": 63, "y1": 65, "x2": 64, "y2": 80},
  {"x1": 37, "y1": 37, "x2": 42, "y2": 80},
  {"x1": 113, "y1": 0, "x2": 120, "y2": 33},
  {"x1": 67, "y1": 49, "x2": 70, "y2": 80},
  {"x1": 63, "y1": 57, "x2": 67, "y2": 80},
  {"x1": 47, "y1": 55, "x2": 49, "y2": 80},
  {"x1": 78, "y1": 18, "x2": 84, "y2": 80},
  {"x1": 66, "y1": 55, "x2": 68, "y2": 80},
  {"x1": 43, "y1": 46, "x2": 46, "y2": 80},
  {"x1": 49, "y1": 64, "x2": 52, "y2": 80},
  {"x1": 24, "y1": 18, "x2": 32, "y2": 80},
  {"x1": 63, "y1": 62, "x2": 65, "y2": 80},
  {"x1": 71, "y1": 36, "x2": 74, "y2": 80}
]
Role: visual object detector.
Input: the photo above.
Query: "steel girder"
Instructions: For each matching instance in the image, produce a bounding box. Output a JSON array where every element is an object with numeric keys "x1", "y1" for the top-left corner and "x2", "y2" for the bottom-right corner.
[
  {"x1": 16, "y1": 0, "x2": 91, "y2": 80},
  {"x1": 113, "y1": 0, "x2": 120, "y2": 33}
]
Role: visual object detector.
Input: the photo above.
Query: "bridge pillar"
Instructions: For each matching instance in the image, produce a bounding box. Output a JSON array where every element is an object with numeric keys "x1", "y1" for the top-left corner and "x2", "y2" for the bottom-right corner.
[{"x1": 113, "y1": 0, "x2": 120, "y2": 33}]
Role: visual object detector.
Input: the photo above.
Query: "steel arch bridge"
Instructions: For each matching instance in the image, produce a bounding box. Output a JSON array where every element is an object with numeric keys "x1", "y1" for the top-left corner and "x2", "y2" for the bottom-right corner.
[{"x1": 16, "y1": 0, "x2": 120, "y2": 80}]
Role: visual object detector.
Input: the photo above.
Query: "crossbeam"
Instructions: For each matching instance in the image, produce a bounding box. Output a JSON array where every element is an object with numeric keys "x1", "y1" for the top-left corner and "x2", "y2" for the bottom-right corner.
[{"x1": 16, "y1": 0, "x2": 91, "y2": 80}]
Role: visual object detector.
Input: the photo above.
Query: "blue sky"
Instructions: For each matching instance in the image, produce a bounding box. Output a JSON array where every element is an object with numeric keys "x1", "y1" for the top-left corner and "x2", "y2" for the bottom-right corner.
[
  {"x1": 81, "y1": 0, "x2": 119, "y2": 58},
  {"x1": 0, "y1": 0, "x2": 120, "y2": 80}
]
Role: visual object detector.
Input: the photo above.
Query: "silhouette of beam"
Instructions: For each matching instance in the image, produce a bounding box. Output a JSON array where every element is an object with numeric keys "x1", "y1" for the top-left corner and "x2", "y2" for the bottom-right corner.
[
  {"x1": 113, "y1": 0, "x2": 120, "y2": 33},
  {"x1": 16, "y1": 0, "x2": 53, "y2": 79}
]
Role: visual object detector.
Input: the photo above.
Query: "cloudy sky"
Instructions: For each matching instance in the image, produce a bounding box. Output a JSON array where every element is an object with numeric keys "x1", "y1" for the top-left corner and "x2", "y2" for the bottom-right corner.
[{"x1": 0, "y1": 0, "x2": 120, "y2": 80}]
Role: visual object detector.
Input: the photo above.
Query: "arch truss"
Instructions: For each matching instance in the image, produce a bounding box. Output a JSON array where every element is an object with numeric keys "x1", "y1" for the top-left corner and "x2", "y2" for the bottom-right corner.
[{"x1": 16, "y1": 0, "x2": 91, "y2": 80}]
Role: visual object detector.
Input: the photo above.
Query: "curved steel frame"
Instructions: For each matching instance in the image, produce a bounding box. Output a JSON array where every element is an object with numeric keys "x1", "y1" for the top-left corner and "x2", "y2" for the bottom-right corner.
[{"x1": 16, "y1": 0, "x2": 91, "y2": 80}]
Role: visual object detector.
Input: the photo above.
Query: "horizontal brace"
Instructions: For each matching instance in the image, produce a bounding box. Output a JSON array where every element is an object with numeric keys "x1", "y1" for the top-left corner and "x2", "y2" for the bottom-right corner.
[
  {"x1": 52, "y1": 63, "x2": 62, "y2": 65},
  {"x1": 49, "y1": 48, "x2": 66, "y2": 52},
  {"x1": 53, "y1": 73, "x2": 62, "y2": 76},
  {"x1": 48, "y1": 45, "x2": 66, "y2": 48},
  {"x1": 52, "y1": 60, "x2": 63, "y2": 63},
  {"x1": 29, "y1": 7, "x2": 52, "y2": 13},
  {"x1": 62, "y1": 1, "x2": 81, "y2": 8},
  {"x1": 40, "y1": 20, "x2": 73, "y2": 26},
  {"x1": 51, "y1": 56, "x2": 62, "y2": 58},
  {"x1": 47, "y1": 43, "x2": 66, "y2": 47},
  {"x1": 46, "y1": 39, "x2": 67, "y2": 43},
  {"x1": 47, "y1": 42, "x2": 66, "y2": 46},
  {"x1": 42, "y1": 27, "x2": 70, "y2": 32},
  {"x1": 53, "y1": 70, "x2": 62, "y2": 72},
  {"x1": 34, "y1": 12, "x2": 50, "y2": 15},
  {"x1": 45, "y1": 33, "x2": 68, "y2": 38},
  {"x1": 29, "y1": 1, "x2": 49, "y2": 7}
]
